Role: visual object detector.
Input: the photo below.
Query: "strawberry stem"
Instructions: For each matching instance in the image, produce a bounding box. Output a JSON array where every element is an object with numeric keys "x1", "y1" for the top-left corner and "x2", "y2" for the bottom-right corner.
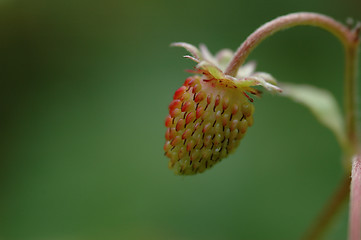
[
  {"x1": 225, "y1": 12, "x2": 355, "y2": 77},
  {"x1": 349, "y1": 154, "x2": 361, "y2": 240},
  {"x1": 225, "y1": 12, "x2": 360, "y2": 239},
  {"x1": 344, "y1": 42, "x2": 360, "y2": 156}
]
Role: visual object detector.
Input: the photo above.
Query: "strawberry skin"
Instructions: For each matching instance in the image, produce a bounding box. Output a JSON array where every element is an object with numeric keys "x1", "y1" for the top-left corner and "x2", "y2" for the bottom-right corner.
[{"x1": 164, "y1": 75, "x2": 254, "y2": 175}]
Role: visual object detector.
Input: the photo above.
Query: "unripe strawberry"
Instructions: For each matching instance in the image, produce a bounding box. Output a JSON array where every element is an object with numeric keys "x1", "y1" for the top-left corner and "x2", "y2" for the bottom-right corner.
[
  {"x1": 165, "y1": 42, "x2": 281, "y2": 175},
  {"x1": 165, "y1": 75, "x2": 254, "y2": 175}
]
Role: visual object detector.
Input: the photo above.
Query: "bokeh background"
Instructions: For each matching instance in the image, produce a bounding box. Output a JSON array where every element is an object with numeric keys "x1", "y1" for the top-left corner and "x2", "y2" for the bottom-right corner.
[{"x1": 0, "y1": 0, "x2": 360, "y2": 239}]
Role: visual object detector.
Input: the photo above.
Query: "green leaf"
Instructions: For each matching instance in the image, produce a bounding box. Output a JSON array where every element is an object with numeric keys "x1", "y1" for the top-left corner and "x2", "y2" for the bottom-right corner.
[{"x1": 280, "y1": 83, "x2": 346, "y2": 149}]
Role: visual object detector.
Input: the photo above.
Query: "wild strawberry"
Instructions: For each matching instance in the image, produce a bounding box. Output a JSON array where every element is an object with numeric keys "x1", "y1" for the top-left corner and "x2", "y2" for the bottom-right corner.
[{"x1": 165, "y1": 43, "x2": 281, "y2": 175}]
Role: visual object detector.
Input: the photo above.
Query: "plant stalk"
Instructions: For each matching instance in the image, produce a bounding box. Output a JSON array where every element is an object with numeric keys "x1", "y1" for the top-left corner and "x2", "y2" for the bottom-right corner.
[
  {"x1": 344, "y1": 42, "x2": 360, "y2": 156},
  {"x1": 349, "y1": 154, "x2": 361, "y2": 240},
  {"x1": 225, "y1": 12, "x2": 360, "y2": 239},
  {"x1": 344, "y1": 23, "x2": 360, "y2": 240},
  {"x1": 225, "y1": 12, "x2": 355, "y2": 77}
]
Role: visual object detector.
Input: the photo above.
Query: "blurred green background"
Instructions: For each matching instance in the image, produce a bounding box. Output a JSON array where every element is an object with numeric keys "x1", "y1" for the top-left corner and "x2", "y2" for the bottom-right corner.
[{"x1": 0, "y1": 0, "x2": 360, "y2": 239}]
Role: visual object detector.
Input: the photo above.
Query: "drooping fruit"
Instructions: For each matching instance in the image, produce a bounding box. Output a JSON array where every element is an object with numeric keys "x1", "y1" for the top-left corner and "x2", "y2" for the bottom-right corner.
[
  {"x1": 164, "y1": 42, "x2": 281, "y2": 175},
  {"x1": 164, "y1": 75, "x2": 254, "y2": 175}
]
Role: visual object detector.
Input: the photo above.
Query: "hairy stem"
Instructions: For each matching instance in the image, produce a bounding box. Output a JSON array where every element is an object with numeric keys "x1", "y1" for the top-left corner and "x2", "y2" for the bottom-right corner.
[
  {"x1": 344, "y1": 43, "x2": 360, "y2": 156},
  {"x1": 225, "y1": 12, "x2": 355, "y2": 77},
  {"x1": 349, "y1": 154, "x2": 361, "y2": 240},
  {"x1": 225, "y1": 12, "x2": 360, "y2": 239}
]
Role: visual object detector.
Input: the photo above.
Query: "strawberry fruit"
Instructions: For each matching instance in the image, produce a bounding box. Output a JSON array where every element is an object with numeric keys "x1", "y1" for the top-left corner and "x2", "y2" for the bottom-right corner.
[
  {"x1": 165, "y1": 76, "x2": 254, "y2": 175},
  {"x1": 164, "y1": 43, "x2": 281, "y2": 175}
]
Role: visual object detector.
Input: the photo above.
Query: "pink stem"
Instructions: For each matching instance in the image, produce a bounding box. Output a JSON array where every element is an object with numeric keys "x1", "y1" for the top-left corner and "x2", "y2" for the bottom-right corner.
[
  {"x1": 349, "y1": 154, "x2": 361, "y2": 240},
  {"x1": 225, "y1": 12, "x2": 356, "y2": 77},
  {"x1": 223, "y1": 12, "x2": 360, "y2": 239}
]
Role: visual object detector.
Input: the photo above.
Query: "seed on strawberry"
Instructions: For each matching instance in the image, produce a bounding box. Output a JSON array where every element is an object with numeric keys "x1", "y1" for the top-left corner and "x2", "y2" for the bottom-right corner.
[
  {"x1": 181, "y1": 101, "x2": 193, "y2": 112},
  {"x1": 174, "y1": 86, "x2": 187, "y2": 99}
]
